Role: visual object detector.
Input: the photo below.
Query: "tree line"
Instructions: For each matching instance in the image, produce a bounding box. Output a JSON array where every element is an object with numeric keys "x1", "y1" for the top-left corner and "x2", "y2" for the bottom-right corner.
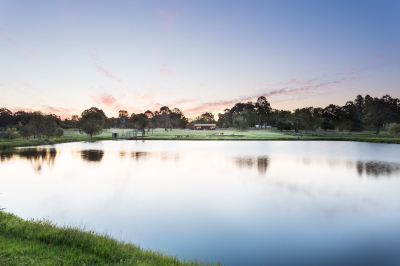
[
  {"x1": 217, "y1": 94, "x2": 400, "y2": 134},
  {"x1": 1, "y1": 94, "x2": 400, "y2": 139}
]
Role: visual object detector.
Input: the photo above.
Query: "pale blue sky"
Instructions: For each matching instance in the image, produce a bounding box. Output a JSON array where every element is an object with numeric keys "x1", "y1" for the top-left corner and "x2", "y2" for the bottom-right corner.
[{"x1": 0, "y1": 0, "x2": 399, "y2": 117}]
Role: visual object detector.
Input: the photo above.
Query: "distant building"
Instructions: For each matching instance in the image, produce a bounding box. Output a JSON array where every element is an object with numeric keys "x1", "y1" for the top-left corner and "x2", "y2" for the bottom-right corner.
[
  {"x1": 255, "y1": 124, "x2": 272, "y2": 129},
  {"x1": 193, "y1": 124, "x2": 217, "y2": 130}
]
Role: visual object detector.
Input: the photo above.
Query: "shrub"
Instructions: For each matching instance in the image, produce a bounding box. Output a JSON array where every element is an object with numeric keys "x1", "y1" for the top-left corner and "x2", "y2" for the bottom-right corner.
[
  {"x1": 389, "y1": 123, "x2": 400, "y2": 136},
  {"x1": 0, "y1": 127, "x2": 19, "y2": 139}
]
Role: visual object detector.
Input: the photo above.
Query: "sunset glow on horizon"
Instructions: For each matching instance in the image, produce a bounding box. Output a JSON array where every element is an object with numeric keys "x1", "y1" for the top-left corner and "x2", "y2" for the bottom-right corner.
[{"x1": 1, "y1": 0, "x2": 399, "y2": 118}]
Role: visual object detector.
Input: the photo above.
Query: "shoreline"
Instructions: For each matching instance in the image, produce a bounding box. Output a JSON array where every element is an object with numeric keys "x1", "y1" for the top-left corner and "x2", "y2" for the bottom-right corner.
[
  {"x1": 0, "y1": 137, "x2": 400, "y2": 151},
  {"x1": 1, "y1": 135, "x2": 399, "y2": 151},
  {"x1": 0, "y1": 211, "x2": 204, "y2": 265}
]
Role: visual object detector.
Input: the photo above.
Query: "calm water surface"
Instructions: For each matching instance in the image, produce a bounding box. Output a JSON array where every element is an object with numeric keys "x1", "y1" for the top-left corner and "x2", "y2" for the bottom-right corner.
[{"x1": 1, "y1": 141, "x2": 400, "y2": 265}]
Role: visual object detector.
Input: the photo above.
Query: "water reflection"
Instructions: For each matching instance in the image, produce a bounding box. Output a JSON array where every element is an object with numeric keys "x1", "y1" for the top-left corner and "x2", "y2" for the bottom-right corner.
[
  {"x1": 297, "y1": 157, "x2": 400, "y2": 178},
  {"x1": 80, "y1": 150, "x2": 104, "y2": 163},
  {"x1": 130, "y1": 151, "x2": 180, "y2": 162},
  {"x1": 131, "y1": 151, "x2": 150, "y2": 161},
  {"x1": 233, "y1": 156, "x2": 270, "y2": 175},
  {"x1": 1, "y1": 141, "x2": 400, "y2": 266},
  {"x1": 356, "y1": 161, "x2": 400, "y2": 177},
  {"x1": 0, "y1": 148, "x2": 57, "y2": 172}
]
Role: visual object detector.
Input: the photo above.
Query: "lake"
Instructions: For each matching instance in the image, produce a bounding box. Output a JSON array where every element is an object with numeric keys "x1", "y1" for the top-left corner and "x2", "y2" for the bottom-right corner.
[{"x1": 1, "y1": 140, "x2": 400, "y2": 265}]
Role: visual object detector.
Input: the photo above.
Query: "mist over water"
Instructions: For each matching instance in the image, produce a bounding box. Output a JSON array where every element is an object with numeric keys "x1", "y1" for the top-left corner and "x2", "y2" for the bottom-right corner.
[{"x1": 1, "y1": 141, "x2": 400, "y2": 265}]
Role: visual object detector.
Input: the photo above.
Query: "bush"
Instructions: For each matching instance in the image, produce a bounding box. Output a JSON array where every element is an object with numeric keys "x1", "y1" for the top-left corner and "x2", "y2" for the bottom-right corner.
[
  {"x1": 389, "y1": 123, "x2": 400, "y2": 136},
  {"x1": 55, "y1": 127, "x2": 64, "y2": 137},
  {"x1": 276, "y1": 120, "x2": 293, "y2": 131},
  {"x1": 233, "y1": 114, "x2": 248, "y2": 130},
  {"x1": 0, "y1": 128, "x2": 19, "y2": 139}
]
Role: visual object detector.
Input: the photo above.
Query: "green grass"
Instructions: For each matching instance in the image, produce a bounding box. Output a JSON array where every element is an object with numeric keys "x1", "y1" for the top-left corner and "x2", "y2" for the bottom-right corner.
[
  {"x1": 0, "y1": 211, "x2": 205, "y2": 266},
  {"x1": 0, "y1": 128, "x2": 399, "y2": 151}
]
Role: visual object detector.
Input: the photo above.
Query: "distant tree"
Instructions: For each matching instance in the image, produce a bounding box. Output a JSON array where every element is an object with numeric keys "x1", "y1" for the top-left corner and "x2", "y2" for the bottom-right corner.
[
  {"x1": 144, "y1": 110, "x2": 155, "y2": 133},
  {"x1": 79, "y1": 107, "x2": 106, "y2": 138},
  {"x1": 217, "y1": 109, "x2": 232, "y2": 128},
  {"x1": 158, "y1": 106, "x2": 172, "y2": 131},
  {"x1": 363, "y1": 95, "x2": 396, "y2": 134},
  {"x1": 13, "y1": 111, "x2": 32, "y2": 126},
  {"x1": 19, "y1": 123, "x2": 34, "y2": 139},
  {"x1": 193, "y1": 112, "x2": 216, "y2": 124},
  {"x1": 232, "y1": 113, "x2": 248, "y2": 130},
  {"x1": 144, "y1": 110, "x2": 154, "y2": 118},
  {"x1": 389, "y1": 123, "x2": 400, "y2": 136},
  {"x1": 61, "y1": 115, "x2": 79, "y2": 129},
  {"x1": 41, "y1": 115, "x2": 59, "y2": 138},
  {"x1": 320, "y1": 118, "x2": 335, "y2": 131},
  {"x1": 322, "y1": 104, "x2": 344, "y2": 130},
  {"x1": 276, "y1": 120, "x2": 293, "y2": 131},
  {"x1": 255, "y1": 96, "x2": 271, "y2": 126},
  {"x1": 230, "y1": 102, "x2": 257, "y2": 128},
  {"x1": 0, "y1": 127, "x2": 18, "y2": 139},
  {"x1": 55, "y1": 127, "x2": 64, "y2": 137},
  {"x1": 118, "y1": 110, "x2": 129, "y2": 128},
  {"x1": 270, "y1": 110, "x2": 292, "y2": 128},
  {"x1": 130, "y1": 113, "x2": 148, "y2": 136},
  {"x1": 170, "y1": 108, "x2": 188, "y2": 128},
  {"x1": 0, "y1": 108, "x2": 13, "y2": 128},
  {"x1": 293, "y1": 107, "x2": 319, "y2": 131},
  {"x1": 17, "y1": 112, "x2": 62, "y2": 139}
]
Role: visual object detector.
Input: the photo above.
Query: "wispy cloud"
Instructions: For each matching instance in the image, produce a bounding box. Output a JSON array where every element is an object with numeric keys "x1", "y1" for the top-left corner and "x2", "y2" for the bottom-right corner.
[
  {"x1": 170, "y1": 98, "x2": 198, "y2": 106},
  {"x1": 90, "y1": 53, "x2": 122, "y2": 83},
  {"x1": 160, "y1": 64, "x2": 173, "y2": 76},
  {"x1": 0, "y1": 27, "x2": 39, "y2": 63},
  {"x1": 41, "y1": 105, "x2": 76, "y2": 118},
  {"x1": 184, "y1": 76, "x2": 352, "y2": 116},
  {"x1": 93, "y1": 93, "x2": 126, "y2": 111},
  {"x1": 158, "y1": 9, "x2": 179, "y2": 30}
]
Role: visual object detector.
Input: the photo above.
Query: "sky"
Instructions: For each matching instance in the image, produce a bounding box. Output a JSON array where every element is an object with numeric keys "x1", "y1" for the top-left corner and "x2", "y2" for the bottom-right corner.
[{"x1": 0, "y1": 0, "x2": 399, "y2": 118}]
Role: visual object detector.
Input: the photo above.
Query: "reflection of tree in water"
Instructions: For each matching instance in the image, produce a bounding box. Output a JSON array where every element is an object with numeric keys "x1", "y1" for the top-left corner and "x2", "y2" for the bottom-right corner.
[
  {"x1": 160, "y1": 152, "x2": 180, "y2": 161},
  {"x1": 298, "y1": 157, "x2": 400, "y2": 178},
  {"x1": 131, "y1": 151, "x2": 150, "y2": 161},
  {"x1": 130, "y1": 151, "x2": 180, "y2": 162},
  {"x1": 233, "y1": 156, "x2": 270, "y2": 175},
  {"x1": 0, "y1": 148, "x2": 57, "y2": 172},
  {"x1": 80, "y1": 150, "x2": 104, "y2": 162},
  {"x1": 257, "y1": 157, "x2": 270, "y2": 175},
  {"x1": 356, "y1": 161, "x2": 400, "y2": 178}
]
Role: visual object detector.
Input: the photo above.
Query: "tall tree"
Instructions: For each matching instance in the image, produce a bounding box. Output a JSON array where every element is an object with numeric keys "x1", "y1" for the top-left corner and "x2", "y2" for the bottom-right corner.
[
  {"x1": 363, "y1": 95, "x2": 395, "y2": 134},
  {"x1": 130, "y1": 113, "x2": 148, "y2": 136},
  {"x1": 255, "y1": 96, "x2": 272, "y2": 126},
  {"x1": 118, "y1": 110, "x2": 129, "y2": 128},
  {"x1": 0, "y1": 108, "x2": 13, "y2": 128},
  {"x1": 79, "y1": 107, "x2": 107, "y2": 138},
  {"x1": 158, "y1": 106, "x2": 172, "y2": 131},
  {"x1": 170, "y1": 108, "x2": 188, "y2": 128},
  {"x1": 193, "y1": 112, "x2": 216, "y2": 124}
]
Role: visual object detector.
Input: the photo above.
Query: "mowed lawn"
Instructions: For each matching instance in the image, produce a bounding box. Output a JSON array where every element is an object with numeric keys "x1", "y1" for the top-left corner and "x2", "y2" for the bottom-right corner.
[
  {"x1": 0, "y1": 128, "x2": 399, "y2": 150},
  {"x1": 62, "y1": 128, "x2": 295, "y2": 140},
  {"x1": 64, "y1": 128, "x2": 399, "y2": 142}
]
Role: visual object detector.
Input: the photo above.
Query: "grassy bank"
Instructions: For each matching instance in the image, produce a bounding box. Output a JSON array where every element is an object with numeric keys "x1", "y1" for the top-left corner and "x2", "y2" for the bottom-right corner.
[
  {"x1": 0, "y1": 128, "x2": 399, "y2": 151},
  {"x1": 0, "y1": 211, "x2": 203, "y2": 266}
]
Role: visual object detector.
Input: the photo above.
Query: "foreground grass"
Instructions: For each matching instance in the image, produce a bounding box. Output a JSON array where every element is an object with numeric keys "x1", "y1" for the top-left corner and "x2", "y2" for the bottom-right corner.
[
  {"x1": 0, "y1": 211, "x2": 203, "y2": 266},
  {"x1": 0, "y1": 128, "x2": 399, "y2": 151}
]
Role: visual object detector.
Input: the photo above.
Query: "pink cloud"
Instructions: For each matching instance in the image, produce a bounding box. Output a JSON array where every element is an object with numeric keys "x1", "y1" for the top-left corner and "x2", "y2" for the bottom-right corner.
[
  {"x1": 184, "y1": 76, "x2": 351, "y2": 117},
  {"x1": 0, "y1": 27, "x2": 39, "y2": 63},
  {"x1": 93, "y1": 93, "x2": 126, "y2": 111},
  {"x1": 160, "y1": 64, "x2": 173, "y2": 76},
  {"x1": 90, "y1": 54, "x2": 122, "y2": 83},
  {"x1": 41, "y1": 105, "x2": 76, "y2": 119},
  {"x1": 159, "y1": 10, "x2": 179, "y2": 25},
  {"x1": 170, "y1": 98, "x2": 197, "y2": 106}
]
